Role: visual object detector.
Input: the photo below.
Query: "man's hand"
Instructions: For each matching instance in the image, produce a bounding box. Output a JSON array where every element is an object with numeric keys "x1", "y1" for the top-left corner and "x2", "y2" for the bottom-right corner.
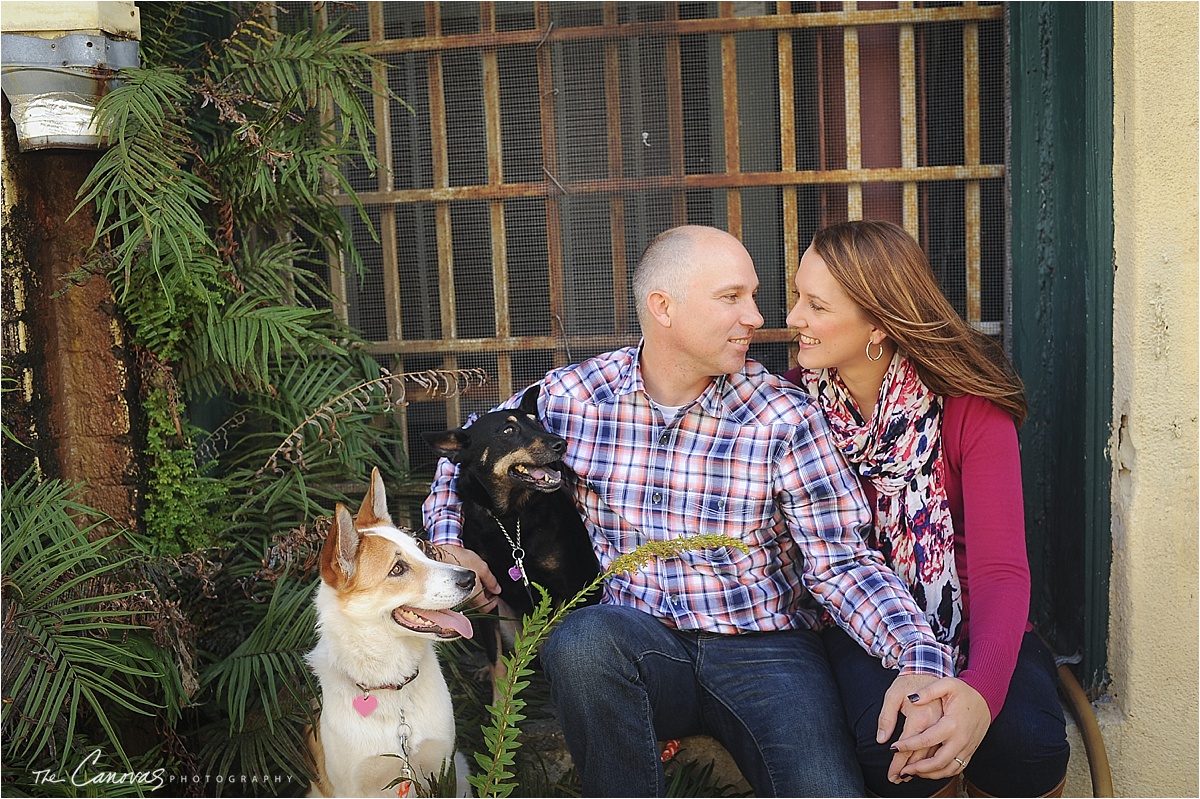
[
  {"x1": 878, "y1": 673, "x2": 942, "y2": 783},
  {"x1": 432, "y1": 543, "x2": 501, "y2": 612},
  {"x1": 891, "y1": 677, "x2": 991, "y2": 781}
]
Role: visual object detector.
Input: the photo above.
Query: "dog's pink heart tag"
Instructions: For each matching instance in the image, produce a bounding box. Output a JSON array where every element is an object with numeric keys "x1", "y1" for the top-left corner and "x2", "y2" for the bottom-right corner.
[
  {"x1": 353, "y1": 694, "x2": 378, "y2": 717},
  {"x1": 508, "y1": 566, "x2": 523, "y2": 582}
]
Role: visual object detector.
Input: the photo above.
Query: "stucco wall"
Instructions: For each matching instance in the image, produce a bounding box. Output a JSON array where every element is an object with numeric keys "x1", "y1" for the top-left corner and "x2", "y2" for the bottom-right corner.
[{"x1": 1109, "y1": 3, "x2": 1200, "y2": 797}]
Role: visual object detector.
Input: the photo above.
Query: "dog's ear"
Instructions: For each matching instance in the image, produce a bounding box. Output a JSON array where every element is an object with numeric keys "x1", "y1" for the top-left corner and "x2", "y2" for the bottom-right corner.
[
  {"x1": 357, "y1": 466, "x2": 392, "y2": 526},
  {"x1": 320, "y1": 503, "x2": 360, "y2": 586},
  {"x1": 422, "y1": 429, "x2": 469, "y2": 463},
  {"x1": 518, "y1": 383, "x2": 541, "y2": 418}
]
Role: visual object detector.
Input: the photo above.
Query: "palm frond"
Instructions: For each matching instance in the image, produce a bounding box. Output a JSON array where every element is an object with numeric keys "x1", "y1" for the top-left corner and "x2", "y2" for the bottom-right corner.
[
  {"x1": 77, "y1": 69, "x2": 216, "y2": 298},
  {"x1": 180, "y1": 293, "x2": 339, "y2": 395},
  {"x1": 202, "y1": 575, "x2": 318, "y2": 735},
  {"x1": 196, "y1": 696, "x2": 313, "y2": 798},
  {"x1": 229, "y1": 239, "x2": 333, "y2": 309},
  {"x1": 1, "y1": 468, "x2": 184, "y2": 772}
]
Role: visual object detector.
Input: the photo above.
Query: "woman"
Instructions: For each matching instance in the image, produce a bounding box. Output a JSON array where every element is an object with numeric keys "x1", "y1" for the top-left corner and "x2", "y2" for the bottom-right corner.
[{"x1": 784, "y1": 220, "x2": 1069, "y2": 798}]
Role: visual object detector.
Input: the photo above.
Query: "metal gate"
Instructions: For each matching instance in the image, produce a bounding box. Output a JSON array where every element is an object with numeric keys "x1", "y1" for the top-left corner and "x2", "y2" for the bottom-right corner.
[{"x1": 322, "y1": 1, "x2": 1007, "y2": 475}]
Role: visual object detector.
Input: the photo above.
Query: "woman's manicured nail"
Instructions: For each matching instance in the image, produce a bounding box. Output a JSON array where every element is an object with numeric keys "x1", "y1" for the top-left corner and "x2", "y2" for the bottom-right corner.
[{"x1": 907, "y1": 693, "x2": 921, "y2": 702}]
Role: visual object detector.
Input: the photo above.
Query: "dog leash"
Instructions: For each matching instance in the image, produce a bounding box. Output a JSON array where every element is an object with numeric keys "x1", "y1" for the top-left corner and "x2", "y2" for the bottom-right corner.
[{"x1": 395, "y1": 708, "x2": 415, "y2": 797}]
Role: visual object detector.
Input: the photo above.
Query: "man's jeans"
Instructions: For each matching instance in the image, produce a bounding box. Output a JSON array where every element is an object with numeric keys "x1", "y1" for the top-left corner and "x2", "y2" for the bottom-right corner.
[{"x1": 541, "y1": 604, "x2": 863, "y2": 797}]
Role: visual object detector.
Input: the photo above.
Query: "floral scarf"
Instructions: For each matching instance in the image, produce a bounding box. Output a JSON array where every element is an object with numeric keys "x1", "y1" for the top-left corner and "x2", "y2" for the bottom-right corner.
[{"x1": 798, "y1": 353, "x2": 964, "y2": 652}]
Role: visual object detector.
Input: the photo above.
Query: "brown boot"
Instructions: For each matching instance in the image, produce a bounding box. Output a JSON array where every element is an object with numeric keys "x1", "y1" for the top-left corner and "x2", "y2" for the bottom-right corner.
[
  {"x1": 964, "y1": 774, "x2": 1066, "y2": 798},
  {"x1": 928, "y1": 775, "x2": 962, "y2": 797}
]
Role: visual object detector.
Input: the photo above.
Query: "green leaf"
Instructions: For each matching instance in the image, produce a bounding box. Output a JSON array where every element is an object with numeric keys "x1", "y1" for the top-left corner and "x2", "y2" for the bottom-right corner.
[
  {"x1": 202, "y1": 575, "x2": 318, "y2": 734},
  {"x1": 1, "y1": 467, "x2": 184, "y2": 773}
]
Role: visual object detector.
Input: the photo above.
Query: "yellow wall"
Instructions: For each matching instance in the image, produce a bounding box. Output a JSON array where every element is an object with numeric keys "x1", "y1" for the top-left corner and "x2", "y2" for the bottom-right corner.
[{"x1": 1109, "y1": 2, "x2": 1200, "y2": 796}]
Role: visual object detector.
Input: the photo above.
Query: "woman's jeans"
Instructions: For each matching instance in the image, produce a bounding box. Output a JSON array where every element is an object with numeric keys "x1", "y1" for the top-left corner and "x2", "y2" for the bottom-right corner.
[
  {"x1": 540, "y1": 604, "x2": 863, "y2": 797},
  {"x1": 822, "y1": 626, "x2": 1070, "y2": 796}
]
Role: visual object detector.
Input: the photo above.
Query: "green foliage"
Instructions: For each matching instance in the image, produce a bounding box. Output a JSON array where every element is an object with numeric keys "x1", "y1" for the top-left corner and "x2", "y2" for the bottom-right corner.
[
  {"x1": 1, "y1": 467, "x2": 186, "y2": 779},
  {"x1": 4, "y1": 3, "x2": 757, "y2": 796},
  {"x1": 197, "y1": 576, "x2": 317, "y2": 790},
  {"x1": 203, "y1": 576, "x2": 317, "y2": 737},
  {"x1": 2, "y1": 3, "x2": 426, "y2": 794},
  {"x1": 69, "y1": 2, "x2": 394, "y2": 552},
  {"x1": 142, "y1": 386, "x2": 229, "y2": 555},
  {"x1": 469, "y1": 536, "x2": 749, "y2": 799}
]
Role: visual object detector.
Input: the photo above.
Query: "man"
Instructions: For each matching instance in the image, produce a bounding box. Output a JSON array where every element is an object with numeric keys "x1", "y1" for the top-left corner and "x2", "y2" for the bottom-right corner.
[{"x1": 423, "y1": 225, "x2": 952, "y2": 797}]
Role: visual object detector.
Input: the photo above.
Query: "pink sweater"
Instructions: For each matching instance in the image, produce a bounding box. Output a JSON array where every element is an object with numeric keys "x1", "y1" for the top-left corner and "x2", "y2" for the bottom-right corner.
[
  {"x1": 918, "y1": 393, "x2": 1031, "y2": 720},
  {"x1": 785, "y1": 373, "x2": 1032, "y2": 720}
]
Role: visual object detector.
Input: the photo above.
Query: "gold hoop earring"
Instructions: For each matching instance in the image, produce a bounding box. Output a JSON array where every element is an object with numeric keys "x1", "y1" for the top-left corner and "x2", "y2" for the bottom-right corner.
[{"x1": 866, "y1": 340, "x2": 885, "y2": 361}]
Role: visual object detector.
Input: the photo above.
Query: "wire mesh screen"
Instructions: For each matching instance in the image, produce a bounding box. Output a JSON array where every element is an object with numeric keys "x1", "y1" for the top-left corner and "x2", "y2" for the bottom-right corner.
[{"x1": 323, "y1": 1, "x2": 1008, "y2": 479}]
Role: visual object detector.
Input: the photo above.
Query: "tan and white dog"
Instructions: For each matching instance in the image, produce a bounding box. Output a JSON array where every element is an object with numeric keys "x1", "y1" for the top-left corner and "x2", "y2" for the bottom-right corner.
[{"x1": 307, "y1": 468, "x2": 476, "y2": 797}]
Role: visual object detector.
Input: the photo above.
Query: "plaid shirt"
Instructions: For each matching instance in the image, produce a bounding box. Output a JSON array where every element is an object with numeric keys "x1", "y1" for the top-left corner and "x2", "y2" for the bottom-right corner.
[{"x1": 424, "y1": 346, "x2": 952, "y2": 676}]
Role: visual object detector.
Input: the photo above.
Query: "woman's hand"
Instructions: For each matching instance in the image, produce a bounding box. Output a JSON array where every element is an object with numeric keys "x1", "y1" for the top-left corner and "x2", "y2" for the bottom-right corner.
[
  {"x1": 889, "y1": 676, "x2": 991, "y2": 782},
  {"x1": 432, "y1": 543, "x2": 502, "y2": 612},
  {"x1": 878, "y1": 673, "x2": 944, "y2": 782}
]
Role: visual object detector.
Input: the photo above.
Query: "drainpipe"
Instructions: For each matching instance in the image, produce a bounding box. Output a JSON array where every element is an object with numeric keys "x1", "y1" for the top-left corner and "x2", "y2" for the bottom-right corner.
[
  {"x1": 0, "y1": 2, "x2": 144, "y2": 536},
  {"x1": 1, "y1": 1, "x2": 141, "y2": 150}
]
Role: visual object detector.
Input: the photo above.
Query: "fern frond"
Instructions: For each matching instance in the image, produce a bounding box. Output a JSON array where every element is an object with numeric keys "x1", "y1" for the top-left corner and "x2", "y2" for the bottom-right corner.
[
  {"x1": 181, "y1": 292, "x2": 337, "y2": 393},
  {"x1": 468, "y1": 535, "x2": 747, "y2": 797},
  {"x1": 256, "y1": 368, "x2": 488, "y2": 478},
  {"x1": 203, "y1": 575, "x2": 318, "y2": 735},
  {"x1": 197, "y1": 688, "x2": 313, "y2": 797},
  {"x1": 231, "y1": 238, "x2": 337, "y2": 309},
  {"x1": 77, "y1": 69, "x2": 217, "y2": 302},
  {"x1": 1, "y1": 468, "x2": 182, "y2": 772},
  {"x1": 208, "y1": 13, "x2": 379, "y2": 146}
]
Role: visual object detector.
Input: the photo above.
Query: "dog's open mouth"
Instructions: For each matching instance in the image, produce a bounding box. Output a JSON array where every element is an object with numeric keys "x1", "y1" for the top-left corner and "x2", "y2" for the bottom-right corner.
[
  {"x1": 510, "y1": 462, "x2": 562, "y2": 492},
  {"x1": 392, "y1": 606, "x2": 474, "y2": 640}
]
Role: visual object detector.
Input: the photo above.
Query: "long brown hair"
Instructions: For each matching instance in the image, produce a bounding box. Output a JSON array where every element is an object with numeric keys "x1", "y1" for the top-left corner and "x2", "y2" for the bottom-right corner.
[{"x1": 811, "y1": 220, "x2": 1027, "y2": 425}]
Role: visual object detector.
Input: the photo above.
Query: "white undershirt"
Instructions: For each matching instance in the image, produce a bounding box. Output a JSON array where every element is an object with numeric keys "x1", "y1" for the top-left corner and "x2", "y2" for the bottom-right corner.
[{"x1": 648, "y1": 397, "x2": 685, "y2": 422}]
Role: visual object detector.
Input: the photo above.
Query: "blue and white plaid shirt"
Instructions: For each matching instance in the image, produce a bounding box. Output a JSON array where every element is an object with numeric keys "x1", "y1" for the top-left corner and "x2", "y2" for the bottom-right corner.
[{"x1": 424, "y1": 345, "x2": 952, "y2": 676}]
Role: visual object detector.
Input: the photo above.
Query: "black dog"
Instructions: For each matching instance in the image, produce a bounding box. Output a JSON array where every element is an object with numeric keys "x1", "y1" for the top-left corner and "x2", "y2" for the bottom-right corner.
[{"x1": 422, "y1": 386, "x2": 599, "y2": 679}]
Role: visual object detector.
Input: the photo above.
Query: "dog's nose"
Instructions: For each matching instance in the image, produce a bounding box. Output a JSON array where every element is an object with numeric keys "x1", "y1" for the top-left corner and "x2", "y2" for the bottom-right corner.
[
  {"x1": 550, "y1": 436, "x2": 567, "y2": 455},
  {"x1": 455, "y1": 568, "x2": 476, "y2": 591}
]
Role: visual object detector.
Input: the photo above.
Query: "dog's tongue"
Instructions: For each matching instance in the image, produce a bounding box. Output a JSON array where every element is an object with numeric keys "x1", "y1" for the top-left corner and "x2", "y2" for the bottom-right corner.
[
  {"x1": 528, "y1": 465, "x2": 560, "y2": 482},
  {"x1": 425, "y1": 608, "x2": 473, "y2": 639}
]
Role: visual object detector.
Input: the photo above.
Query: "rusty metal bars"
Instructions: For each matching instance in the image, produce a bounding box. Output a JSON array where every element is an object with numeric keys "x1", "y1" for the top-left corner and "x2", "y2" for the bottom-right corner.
[
  {"x1": 426, "y1": 3, "x2": 463, "y2": 423},
  {"x1": 328, "y1": 0, "x2": 1005, "y2": 397},
  {"x1": 720, "y1": 2, "x2": 742, "y2": 237},
  {"x1": 963, "y1": 11, "x2": 983, "y2": 327},
  {"x1": 369, "y1": 5, "x2": 404, "y2": 346},
  {"x1": 666, "y1": 4, "x2": 687, "y2": 224},
  {"x1": 481, "y1": 4, "x2": 514, "y2": 398},
  {"x1": 843, "y1": 3, "x2": 863, "y2": 221},
  {"x1": 899, "y1": 5, "x2": 920, "y2": 238},
  {"x1": 536, "y1": 2, "x2": 569, "y2": 371},
  {"x1": 778, "y1": 2, "x2": 802, "y2": 316},
  {"x1": 601, "y1": 3, "x2": 634, "y2": 336},
  {"x1": 362, "y1": 5, "x2": 1003, "y2": 56},
  {"x1": 342, "y1": 163, "x2": 1004, "y2": 207}
]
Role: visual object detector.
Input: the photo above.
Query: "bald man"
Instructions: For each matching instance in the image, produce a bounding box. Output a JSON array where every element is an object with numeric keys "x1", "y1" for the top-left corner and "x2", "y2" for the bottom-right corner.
[{"x1": 425, "y1": 226, "x2": 951, "y2": 796}]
